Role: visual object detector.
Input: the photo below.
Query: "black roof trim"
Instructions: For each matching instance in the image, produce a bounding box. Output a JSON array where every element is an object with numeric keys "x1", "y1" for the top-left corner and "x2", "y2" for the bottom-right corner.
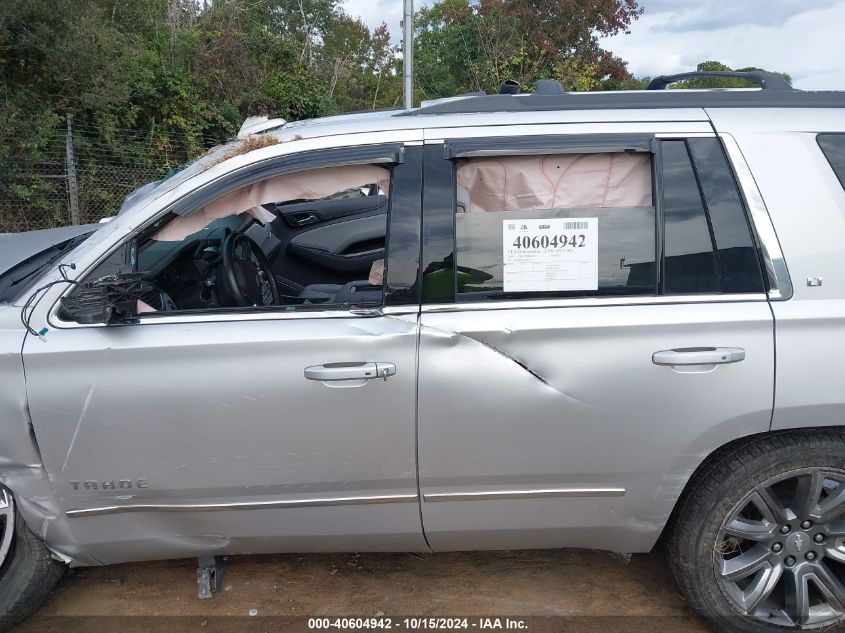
[
  {"x1": 646, "y1": 71, "x2": 791, "y2": 91},
  {"x1": 445, "y1": 133, "x2": 653, "y2": 159},
  {"x1": 398, "y1": 90, "x2": 845, "y2": 117}
]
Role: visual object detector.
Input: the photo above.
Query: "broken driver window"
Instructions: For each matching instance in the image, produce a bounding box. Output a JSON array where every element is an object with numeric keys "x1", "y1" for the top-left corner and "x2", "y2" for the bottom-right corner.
[{"x1": 76, "y1": 163, "x2": 393, "y2": 318}]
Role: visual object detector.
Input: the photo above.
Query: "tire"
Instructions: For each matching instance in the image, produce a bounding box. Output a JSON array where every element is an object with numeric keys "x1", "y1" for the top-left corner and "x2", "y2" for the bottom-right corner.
[
  {"x1": 667, "y1": 429, "x2": 845, "y2": 633},
  {"x1": 0, "y1": 489, "x2": 65, "y2": 632}
]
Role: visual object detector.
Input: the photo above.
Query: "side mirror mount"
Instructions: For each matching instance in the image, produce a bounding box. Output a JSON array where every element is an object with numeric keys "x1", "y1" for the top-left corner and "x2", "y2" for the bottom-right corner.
[{"x1": 59, "y1": 272, "x2": 154, "y2": 325}]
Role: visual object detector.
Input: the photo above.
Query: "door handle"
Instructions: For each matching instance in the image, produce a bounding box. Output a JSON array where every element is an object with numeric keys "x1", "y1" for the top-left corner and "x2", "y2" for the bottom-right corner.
[
  {"x1": 652, "y1": 347, "x2": 746, "y2": 366},
  {"x1": 287, "y1": 211, "x2": 320, "y2": 226},
  {"x1": 304, "y1": 362, "x2": 396, "y2": 382}
]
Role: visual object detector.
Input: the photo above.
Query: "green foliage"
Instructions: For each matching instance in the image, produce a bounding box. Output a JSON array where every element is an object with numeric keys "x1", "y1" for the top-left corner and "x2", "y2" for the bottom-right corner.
[
  {"x1": 1, "y1": 0, "x2": 646, "y2": 174},
  {"x1": 0, "y1": 0, "x2": 795, "y2": 231},
  {"x1": 414, "y1": 0, "x2": 642, "y2": 99},
  {"x1": 0, "y1": 0, "x2": 403, "y2": 227},
  {"x1": 0, "y1": 0, "x2": 401, "y2": 168},
  {"x1": 602, "y1": 75, "x2": 651, "y2": 90}
]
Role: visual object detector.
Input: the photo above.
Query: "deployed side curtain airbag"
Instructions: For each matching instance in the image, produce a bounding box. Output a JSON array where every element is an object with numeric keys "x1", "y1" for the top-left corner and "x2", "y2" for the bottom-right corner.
[
  {"x1": 154, "y1": 164, "x2": 391, "y2": 241},
  {"x1": 368, "y1": 259, "x2": 385, "y2": 285},
  {"x1": 456, "y1": 153, "x2": 652, "y2": 212}
]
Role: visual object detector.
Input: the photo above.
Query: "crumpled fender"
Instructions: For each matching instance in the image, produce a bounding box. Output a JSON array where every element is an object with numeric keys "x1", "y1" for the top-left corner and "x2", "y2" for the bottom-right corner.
[{"x1": 0, "y1": 309, "x2": 99, "y2": 566}]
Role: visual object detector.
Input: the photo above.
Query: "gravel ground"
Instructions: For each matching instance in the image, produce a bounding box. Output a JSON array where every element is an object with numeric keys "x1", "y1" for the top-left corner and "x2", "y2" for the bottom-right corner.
[{"x1": 14, "y1": 548, "x2": 712, "y2": 633}]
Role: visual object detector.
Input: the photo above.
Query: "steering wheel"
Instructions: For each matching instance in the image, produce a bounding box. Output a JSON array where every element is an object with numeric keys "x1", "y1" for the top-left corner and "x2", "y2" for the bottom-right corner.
[{"x1": 218, "y1": 233, "x2": 281, "y2": 307}]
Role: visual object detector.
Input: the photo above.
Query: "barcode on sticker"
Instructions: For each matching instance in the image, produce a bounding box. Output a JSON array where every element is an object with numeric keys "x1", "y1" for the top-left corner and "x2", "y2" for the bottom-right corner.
[{"x1": 563, "y1": 221, "x2": 589, "y2": 230}]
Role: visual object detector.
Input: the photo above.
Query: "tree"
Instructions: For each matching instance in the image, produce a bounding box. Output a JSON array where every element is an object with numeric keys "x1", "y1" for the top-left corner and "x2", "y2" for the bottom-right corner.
[
  {"x1": 1, "y1": 0, "x2": 653, "y2": 230},
  {"x1": 414, "y1": 0, "x2": 642, "y2": 99},
  {"x1": 0, "y1": 0, "x2": 402, "y2": 230}
]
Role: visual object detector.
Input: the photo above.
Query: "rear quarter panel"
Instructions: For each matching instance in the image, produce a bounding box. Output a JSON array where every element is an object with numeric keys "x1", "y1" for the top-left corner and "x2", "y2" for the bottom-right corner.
[{"x1": 708, "y1": 108, "x2": 845, "y2": 431}]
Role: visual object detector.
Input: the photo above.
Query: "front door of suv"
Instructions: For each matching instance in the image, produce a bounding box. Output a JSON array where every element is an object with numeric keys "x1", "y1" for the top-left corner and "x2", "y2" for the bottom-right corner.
[
  {"x1": 22, "y1": 143, "x2": 427, "y2": 564},
  {"x1": 416, "y1": 125, "x2": 776, "y2": 553}
]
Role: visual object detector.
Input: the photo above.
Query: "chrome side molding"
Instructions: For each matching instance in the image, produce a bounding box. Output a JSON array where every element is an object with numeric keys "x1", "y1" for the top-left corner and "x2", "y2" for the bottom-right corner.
[
  {"x1": 66, "y1": 493, "x2": 418, "y2": 518},
  {"x1": 421, "y1": 293, "x2": 767, "y2": 314},
  {"x1": 67, "y1": 488, "x2": 627, "y2": 517},
  {"x1": 423, "y1": 488, "x2": 626, "y2": 502}
]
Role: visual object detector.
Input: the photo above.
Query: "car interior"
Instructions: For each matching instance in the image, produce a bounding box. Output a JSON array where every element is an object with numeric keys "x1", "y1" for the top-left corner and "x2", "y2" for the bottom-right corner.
[{"x1": 95, "y1": 163, "x2": 393, "y2": 314}]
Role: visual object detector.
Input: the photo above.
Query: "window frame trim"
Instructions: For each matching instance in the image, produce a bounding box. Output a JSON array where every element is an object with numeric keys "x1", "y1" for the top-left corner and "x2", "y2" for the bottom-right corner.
[
  {"x1": 422, "y1": 292, "x2": 768, "y2": 313},
  {"x1": 718, "y1": 132, "x2": 793, "y2": 301},
  {"x1": 444, "y1": 133, "x2": 654, "y2": 160}
]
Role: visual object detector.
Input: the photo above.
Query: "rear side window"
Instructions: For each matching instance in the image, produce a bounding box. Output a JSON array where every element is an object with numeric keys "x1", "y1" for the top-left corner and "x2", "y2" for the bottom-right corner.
[
  {"x1": 454, "y1": 152, "x2": 657, "y2": 301},
  {"x1": 687, "y1": 138, "x2": 765, "y2": 294},
  {"x1": 660, "y1": 139, "x2": 764, "y2": 294},
  {"x1": 442, "y1": 137, "x2": 764, "y2": 304},
  {"x1": 818, "y1": 134, "x2": 845, "y2": 191},
  {"x1": 660, "y1": 141, "x2": 721, "y2": 294}
]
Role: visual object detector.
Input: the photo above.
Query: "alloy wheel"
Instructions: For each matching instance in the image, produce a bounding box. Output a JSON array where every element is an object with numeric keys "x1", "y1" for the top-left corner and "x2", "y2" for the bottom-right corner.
[
  {"x1": 715, "y1": 468, "x2": 845, "y2": 628},
  {"x1": 0, "y1": 488, "x2": 14, "y2": 571}
]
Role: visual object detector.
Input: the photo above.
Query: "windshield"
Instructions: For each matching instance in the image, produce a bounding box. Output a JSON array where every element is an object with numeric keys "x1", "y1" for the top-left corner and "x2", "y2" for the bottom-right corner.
[{"x1": 0, "y1": 232, "x2": 94, "y2": 304}]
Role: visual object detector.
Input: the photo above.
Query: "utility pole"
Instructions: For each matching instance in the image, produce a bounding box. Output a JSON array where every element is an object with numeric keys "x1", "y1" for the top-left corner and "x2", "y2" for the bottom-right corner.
[
  {"x1": 403, "y1": 0, "x2": 413, "y2": 110},
  {"x1": 65, "y1": 114, "x2": 81, "y2": 226}
]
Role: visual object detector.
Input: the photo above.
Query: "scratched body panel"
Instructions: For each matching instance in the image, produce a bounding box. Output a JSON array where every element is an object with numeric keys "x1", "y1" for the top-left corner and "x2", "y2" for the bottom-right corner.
[
  {"x1": 21, "y1": 313, "x2": 427, "y2": 564},
  {"x1": 0, "y1": 308, "x2": 98, "y2": 564},
  {"x1": 417, "y1": 301, "x2": 774, "y2": 553}
]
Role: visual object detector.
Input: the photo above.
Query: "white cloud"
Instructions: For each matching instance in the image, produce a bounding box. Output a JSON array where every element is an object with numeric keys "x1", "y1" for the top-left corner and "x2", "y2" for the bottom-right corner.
[
  {"x1": 642, "y1": 0, "x2": 840, "y2": 31},
  {"x1": 601, "y1": 1, "x2": 845, "y2": 89},
  {"x1": 342, "y1": 0, "x2": 412, "y2": 41}
]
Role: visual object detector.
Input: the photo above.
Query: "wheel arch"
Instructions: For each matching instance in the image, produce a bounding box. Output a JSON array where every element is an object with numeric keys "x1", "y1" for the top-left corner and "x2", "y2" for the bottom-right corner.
[{"x1": 659, "y1": 425, "x2": 845, "y2": 544}]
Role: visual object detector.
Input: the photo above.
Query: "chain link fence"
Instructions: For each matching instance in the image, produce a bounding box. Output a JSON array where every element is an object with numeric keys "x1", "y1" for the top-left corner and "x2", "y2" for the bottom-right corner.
[
  {"x1": 0, "y1": 162, "x2": 168, "y2": 233},
  {"x1": 0, "y1": 121, "x2": 222, "y2": 234}
]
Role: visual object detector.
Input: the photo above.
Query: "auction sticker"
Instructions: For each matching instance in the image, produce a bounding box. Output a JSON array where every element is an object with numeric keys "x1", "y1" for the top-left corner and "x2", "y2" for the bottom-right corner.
[{"x1": 502, "y1": 218, "x2": 598, "y2": 292}]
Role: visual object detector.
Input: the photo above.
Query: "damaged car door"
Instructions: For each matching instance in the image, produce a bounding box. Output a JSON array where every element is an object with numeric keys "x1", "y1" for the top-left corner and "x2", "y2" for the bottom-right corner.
[
  {"x1": 20, "y1": 144, "x2": 426, "y2": 564},
  {"x1": 415, "y1": 128, "x2": 775, "y2": 553}
]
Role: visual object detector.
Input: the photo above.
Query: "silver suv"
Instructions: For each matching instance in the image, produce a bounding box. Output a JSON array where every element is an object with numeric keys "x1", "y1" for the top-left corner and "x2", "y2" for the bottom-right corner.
[{"x1": 1, "y1": 71, "x2": 845, "y2": 633}]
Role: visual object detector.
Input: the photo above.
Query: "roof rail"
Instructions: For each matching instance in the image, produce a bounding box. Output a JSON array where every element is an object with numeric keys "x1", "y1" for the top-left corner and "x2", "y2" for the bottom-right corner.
[
  {"x1": 646, "y1": 71, "x2": 791, "y2": 91},
  {"x1": 399, "y1": 89, "x2": 845, "y2": 117},
  {"x1": 535, "y1": 79, "x2": 565, "y2": 96}
]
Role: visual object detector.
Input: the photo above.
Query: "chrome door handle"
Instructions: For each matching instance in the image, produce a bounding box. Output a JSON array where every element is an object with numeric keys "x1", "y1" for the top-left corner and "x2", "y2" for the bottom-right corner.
[
  {"x1": 304, "y1": 362, "x2": 396, "y2": 382},
  {"x1": 652, "y1": 347, "x2": 746, "y2": 366}
]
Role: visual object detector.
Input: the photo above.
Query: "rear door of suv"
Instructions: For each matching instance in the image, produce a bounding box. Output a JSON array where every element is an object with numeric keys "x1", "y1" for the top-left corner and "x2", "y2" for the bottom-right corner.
[{"x1": 416, "y1": 121, "x2": 776, "y2": 553}]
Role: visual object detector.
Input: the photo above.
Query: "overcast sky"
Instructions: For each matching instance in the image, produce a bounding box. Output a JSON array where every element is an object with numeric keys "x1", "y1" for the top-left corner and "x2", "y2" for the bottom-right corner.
[{"x1": 342, "y1": 0, "x2": 845, "y2": 90}]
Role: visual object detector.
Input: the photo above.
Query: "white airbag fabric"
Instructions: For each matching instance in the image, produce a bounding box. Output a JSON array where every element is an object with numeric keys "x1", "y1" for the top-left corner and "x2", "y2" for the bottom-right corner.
[
  {"x1": 456, "y1": 153, "x2": 651, "y2": 213},
  {"x1": 155, "y1": 164, "x2": 390, "y2": 241}
]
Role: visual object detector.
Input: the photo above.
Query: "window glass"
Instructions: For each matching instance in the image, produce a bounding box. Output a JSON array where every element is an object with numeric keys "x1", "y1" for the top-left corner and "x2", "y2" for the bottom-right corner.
[
  {"x1": 453, "y1": 152, "x2": 656, "y2": 301},
  {"x1": 81, "y1": 163, "x2": 392, "y2": 315},
  {"x1": 818, "y1": 134, "x2": 845, "y2": 192},
  {"x1": 687, "y1": 138, "x2": 764, "y2": 293},
  {"x1": 660, "y1": 141, "x2": 720, "y2": 294}
]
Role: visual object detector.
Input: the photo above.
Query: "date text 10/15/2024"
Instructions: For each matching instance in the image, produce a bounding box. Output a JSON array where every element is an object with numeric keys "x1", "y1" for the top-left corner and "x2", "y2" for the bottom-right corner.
[{"x1": 308, "y1": 618, "x2": 529, "y2": 630}]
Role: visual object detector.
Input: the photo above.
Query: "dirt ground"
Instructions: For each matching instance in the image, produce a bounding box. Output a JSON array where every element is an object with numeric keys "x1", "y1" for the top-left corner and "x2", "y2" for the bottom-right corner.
[{"x1": 13, "y1": 547, "x2": 713, "y2": 633}]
